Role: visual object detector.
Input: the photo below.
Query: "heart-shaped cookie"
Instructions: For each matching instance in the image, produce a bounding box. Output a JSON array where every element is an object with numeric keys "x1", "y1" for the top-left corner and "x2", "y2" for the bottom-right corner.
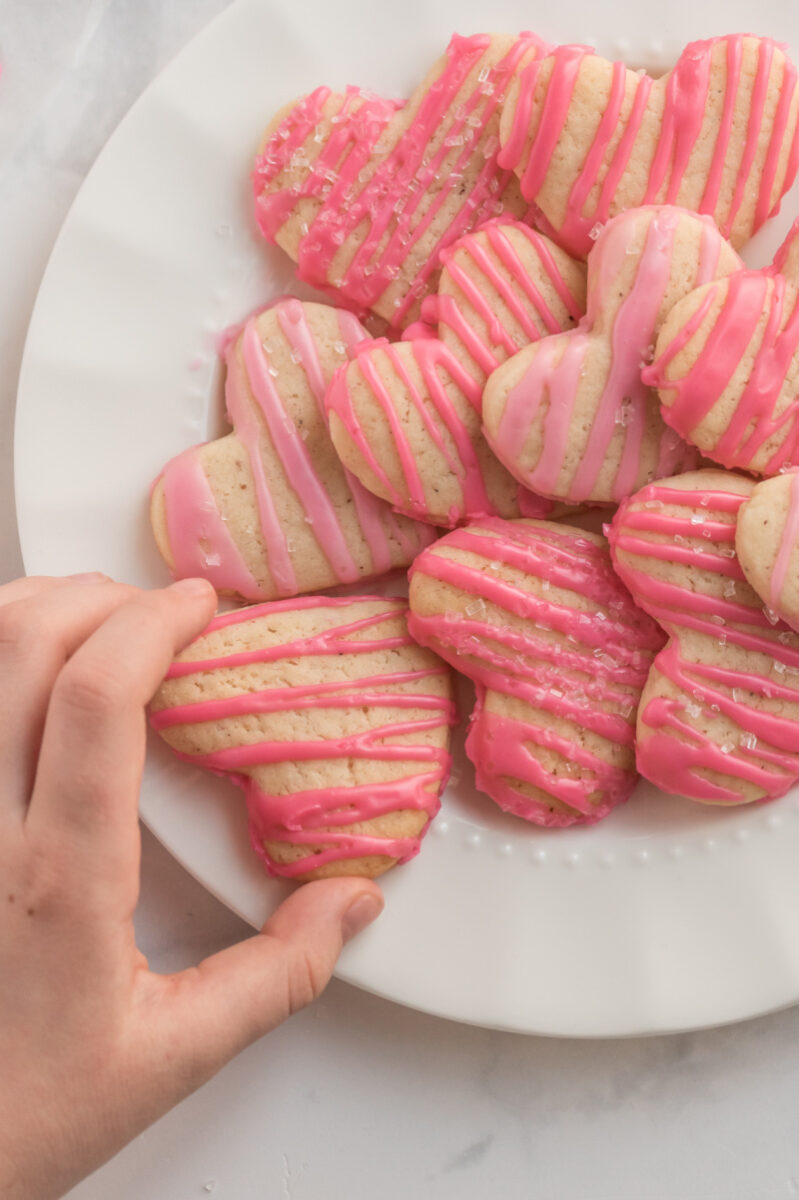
[
  {"x1": 421, "y1": 216, "x2": 586, "y2": 377},
  {"x1": 253, "y1": 32, "x2": 546, "y2": 330},
  {"x1": 482, "y1": 206, "x2": 741, "y2": 505},
  {"x1": 150, "y1": 596, "x2": 455, "y2": 881},
  {"x1": 407, "y1": 518, "x2": 663, "y2": 826},
  {"x1": 647, "y1": 218, "x2": 799, "y2": 473},
  {"x1": 609, "y1": 469, "x2": 799, "y2": 805},
  {"x1": 324, "y1": 220, "x2": 585, "y2": 527},
  {"x1": 498, "y1": 35, "x2": 799, "y2": 259},
  {"x1": 150, "y1": 300, "x2": 434, "y2": 601},
  {"x1": 736, "y1": 471, "x2": 799, "y2": 631}
]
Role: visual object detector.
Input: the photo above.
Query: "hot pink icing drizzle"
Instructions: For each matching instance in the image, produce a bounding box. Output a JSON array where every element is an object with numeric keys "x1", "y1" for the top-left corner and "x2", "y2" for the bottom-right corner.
[
  {"x1": 431, "y1": 219, "x2": 584, "y2": 375},
  {"x1": 609, "y1": 480, "x2": 799, "y2": 804},
  {"x1": 253, "y1": 33, "x2": 547, "y2": 329},
  {"x1": 407, "y1": 519, "x2": 662, "y2": 826},
  {"x1": 498, "y1": 36, "x2": 799, "y2": 258},
  {"x1": 487, "y1": 207, "x2": 725, "y2": 503},
  {"x1": 152, "y1": 596, "x2": 455, "y2": 878},
  {"x1": 648, "y1": 219, "x2": 799, "y2": 473},
  {"x1": 157, "y1": 300, "x2": 432, "y2": 598},
  {"x1": 327, "y1": 337, "x2": 494, "y2": 526}
]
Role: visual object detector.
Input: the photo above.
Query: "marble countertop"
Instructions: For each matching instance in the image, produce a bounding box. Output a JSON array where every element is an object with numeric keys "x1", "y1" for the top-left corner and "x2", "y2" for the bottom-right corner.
[{"x1": 4, "y1": 3, "x2": 799, "y2": 1196}]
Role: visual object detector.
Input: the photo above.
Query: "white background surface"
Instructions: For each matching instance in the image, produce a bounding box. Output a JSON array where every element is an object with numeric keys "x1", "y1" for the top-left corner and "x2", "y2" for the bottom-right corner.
[{"x1": 5, "y1": 1, "x2": 799, "y2": 1196}]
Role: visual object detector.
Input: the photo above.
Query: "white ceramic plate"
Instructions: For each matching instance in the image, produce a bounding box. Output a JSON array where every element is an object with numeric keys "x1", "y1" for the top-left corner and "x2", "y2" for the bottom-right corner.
[{"x1": 15, "y1": 0, "x2": 799, "y2": 1036}]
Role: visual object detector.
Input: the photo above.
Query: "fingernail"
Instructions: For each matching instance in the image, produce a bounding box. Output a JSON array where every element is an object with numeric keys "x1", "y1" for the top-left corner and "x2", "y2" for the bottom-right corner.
[
  {"x1": 67, "y1": 571, "x2": 108, "y2": 583},
  {"x1": 170, "y1": 577, "x2": 216, "y2": 598},
  {"x1": 341, "y1": 892, "x2": 383, "y2": 944}
]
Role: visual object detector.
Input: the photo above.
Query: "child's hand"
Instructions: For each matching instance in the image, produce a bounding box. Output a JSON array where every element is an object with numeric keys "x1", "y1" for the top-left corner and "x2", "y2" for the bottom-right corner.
[{"x1": 0, "y1": 575, "x2": 383, "y2": 1200}]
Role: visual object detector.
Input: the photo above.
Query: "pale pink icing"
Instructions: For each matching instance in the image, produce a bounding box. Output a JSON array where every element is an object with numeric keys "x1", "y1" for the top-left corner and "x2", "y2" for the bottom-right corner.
[
  {"x1": 647, "y1": 220, "x2": 799, "y2": 472},
  {"x1": 768, "y1": 472, "x2": 799, "y2": 612},
  {"x1": 159, "y1": 448, "x2": 262, "y2": 600},
  {"x1": 498, "y1": 36, "x2": 799, "y2": 259},
  {"x1": 152, "y1": 596, "x2": 455, "y2": 878},
  {"x1": 158, "y1": 300, "x2": 432, "y2": 598},
  {"x1": 407, "y1": 519, "x2": 663, "y2": 826},
  {"x1": 609, "y1": 481, "x2": 799, "y2": 804},
  {"x1": 488, "y1": 207, "x2": 724, "y2": 503},
  {"x1": 253, "y1": 33, "x2": 548, "y2": 329}
]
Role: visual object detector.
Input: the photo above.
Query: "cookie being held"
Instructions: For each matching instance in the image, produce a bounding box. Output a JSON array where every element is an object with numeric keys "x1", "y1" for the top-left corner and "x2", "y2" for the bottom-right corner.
[
  {"x1": 151, "y1": 300, "x2": 433, "y2": 602},
  {"x1": 253, "y1": 32, "x2": 546, "y2": 331},
  {"x1": 498, "y1": 35, "x2": 799, "y2": 258},
  {"x1": 408, "y1": 518, "x2": 663, "y2": 827},
  {"x1": 648, "y1": 219, "x2": 799, "y2": 473},
  {"x1": 150, "y1": 596, "x2": 455, "y2": 881},
  {"x1": 736, "y1": 472, "x2": 799, "y2": 631},
  {"x1": 324, "y1": 221, "x2": 586, "y2": 527},
  {"x1": 482, "y1": 206, "x2": 740, "y2": 505},
  {"x1": 609, "y1": 469, "x2": 799, "y2": 805}
]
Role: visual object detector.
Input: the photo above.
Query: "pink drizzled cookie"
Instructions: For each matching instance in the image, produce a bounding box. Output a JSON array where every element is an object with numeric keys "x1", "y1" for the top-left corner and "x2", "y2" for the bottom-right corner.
[
  {"x1": 408, "y1": 518, "x2": 663, "y2": 827},
  {"x1": 150, "y1": 300, "x2": 434, "y2": 602},
  {"x1": 424, "y1": 218, "x2": 586, "y2": 377},
  {"x1": 150, "y1": 596, "x2": 455, "y2": 881},
  {"x1": 648, "y1": 218, "x2": 799, "y2": 473},
  {"x1": 252, "y1": 33, "x2": 547, "y2": 331},
  {"x1": 736, "y1": 471, "x2": 799, "y2": 631},
  {"x1": 609, "y1": 469, "x2": 799, "y2": 805},
  {"x1": 482, "y1": 206, "x2": 740, "y2": 504},
  {"x1": 497, "y1": 35, "x2": 799, "y2": 259},
  {"x1": 324, "y1": 220, "x2": 586, "y2": 527}
]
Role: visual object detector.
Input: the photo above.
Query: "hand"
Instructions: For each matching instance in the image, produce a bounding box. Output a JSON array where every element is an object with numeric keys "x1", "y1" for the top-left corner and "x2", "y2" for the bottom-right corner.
[{"x1": 0, "y1": 575, "x2": 383, "y2": 1200}]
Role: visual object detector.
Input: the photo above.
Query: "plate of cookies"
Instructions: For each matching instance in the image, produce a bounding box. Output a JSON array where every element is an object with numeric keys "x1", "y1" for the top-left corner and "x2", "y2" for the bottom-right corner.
[{"x1": 16, "y1": 0, "x2": 799, "y2": 1035}]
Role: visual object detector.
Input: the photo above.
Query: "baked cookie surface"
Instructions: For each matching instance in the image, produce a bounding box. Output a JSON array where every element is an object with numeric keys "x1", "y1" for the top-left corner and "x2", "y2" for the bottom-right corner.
[
  {"x1": 408, "y1": 517, "x2": 663, "y2": 826},
  {"x1": 736, "y1": 471, "x2": 799, "y2": 631},
  {"x1": 150, "y1": 596, "x2": 455, "y2": 881}
]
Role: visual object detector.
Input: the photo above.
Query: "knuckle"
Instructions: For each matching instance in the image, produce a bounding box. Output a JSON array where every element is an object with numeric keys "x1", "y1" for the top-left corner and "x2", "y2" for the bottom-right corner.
[
  {"x1": 55, "y1": 659, "x2": 128, "y2": 720},
  {"x1": 286, "y1": 948, "x2": 327, "y2": 1015},
  {"x1": 0, "y1": 602, "x2": 34, "y2": 654}
]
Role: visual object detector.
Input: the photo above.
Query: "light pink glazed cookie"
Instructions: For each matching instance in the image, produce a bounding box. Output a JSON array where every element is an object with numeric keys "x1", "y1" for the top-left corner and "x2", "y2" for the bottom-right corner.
[
  {"x1": 150, "y1": 299, "x2": 434, "y2": 602},
  {"x1": 150, "y1": 596, "x2": 455, "y2": 881},
  {"x1": 609, "y1": 469, "x2": 799, "y2": 806},
  {"x1": 407, "y1": 518, "x2": 663, "y2": 827},
  {"x1": 736, "y1": 471, "x2": 799, "y2": 631},
  {"x1": 497, "y1": 35, "x2": 799, "y2": 259},
  {"x1": 482, "y1": 206, "x2": 741, "y2": 505},
  {"x1": 647, "y1": 219, "x2": 799, "y2": 473},
  {"x1": 323, "y1": 220, "x2": 586, "y2": 527},
  {"x1": 252, "y1": 33, "x2": 547, "y2": 331}
]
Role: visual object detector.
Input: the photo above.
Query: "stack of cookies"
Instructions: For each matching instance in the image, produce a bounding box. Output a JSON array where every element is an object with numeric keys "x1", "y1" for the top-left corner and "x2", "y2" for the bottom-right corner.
[{"x1": 149, "y1": 30, "x2": 799, "y2": 882}]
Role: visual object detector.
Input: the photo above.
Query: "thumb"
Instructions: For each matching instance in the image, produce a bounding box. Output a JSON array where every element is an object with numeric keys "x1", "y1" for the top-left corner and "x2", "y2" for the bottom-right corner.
[{"x1": 146, "y1": 878, "x2": 383, "y2": 1088}]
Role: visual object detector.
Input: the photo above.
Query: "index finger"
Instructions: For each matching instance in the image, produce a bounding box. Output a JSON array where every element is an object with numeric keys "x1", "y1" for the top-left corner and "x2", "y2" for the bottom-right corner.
[{"x1": 28, "y1": 579, "x2": 216, "y2": 906}]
